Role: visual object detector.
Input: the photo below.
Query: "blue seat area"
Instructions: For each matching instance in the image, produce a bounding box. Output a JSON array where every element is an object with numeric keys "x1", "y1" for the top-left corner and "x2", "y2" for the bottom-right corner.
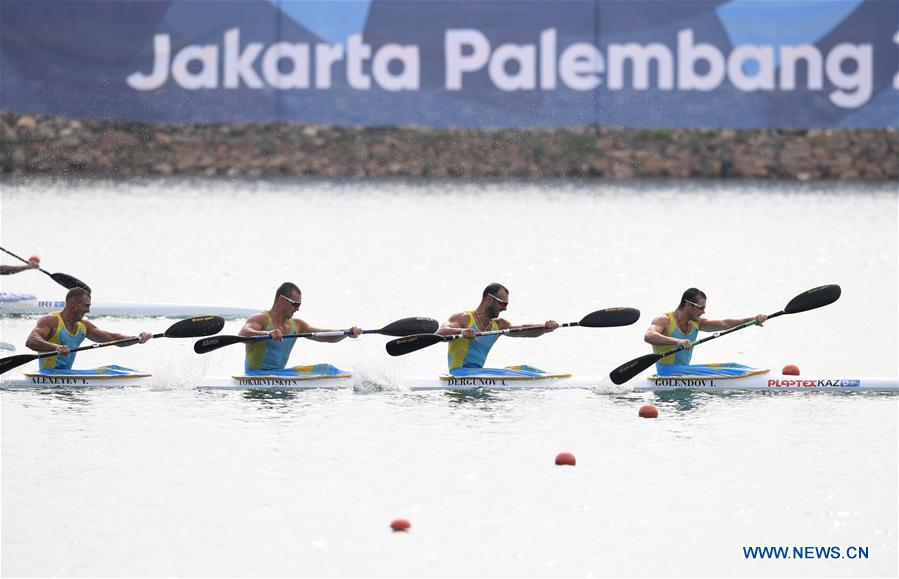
[
  {"x1": 655, "y1": 363, "x2": 764, "y2": 378},
  {"x1": 243, "y1": 363, "x2": 348, "y2": 378},
  {"x1": 36, "y1": 365, "x2": 142, "y2": 376}
]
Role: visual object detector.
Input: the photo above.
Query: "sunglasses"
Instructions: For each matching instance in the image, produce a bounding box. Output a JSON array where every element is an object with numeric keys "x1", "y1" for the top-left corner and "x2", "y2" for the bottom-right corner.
[
  {"x1": 685, "y1": 299, "x2": 705, "y2": 311},
  {"x1": 280, "y1": 294, "x2": 302, "y2": 307},
  {"x1": 488, "y1": 293, "x2": 509, "y2": 306}
]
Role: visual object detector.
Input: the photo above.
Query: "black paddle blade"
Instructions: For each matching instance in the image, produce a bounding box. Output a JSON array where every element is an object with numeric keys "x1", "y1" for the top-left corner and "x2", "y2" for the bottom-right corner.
[
  {"x1": 165, "y1": 315, "x2": 225, "y2": 338},
  {"x1": 378, "y1": 317, "x2": 440, "y2": 337},
  {"x1": 609, "y1": 352, "x2": 661, "y2": 385},
  {"x1": 50, "y1": 272, "x2": 91, "y2": 292},
  {"x1": 193, "y1": 334, "x2": 248, "y2": 354},
  {"x1": 0, "y1": 354, "x2": 38, "y2": 375},
  {"x1": 579, "y1": 307, "x2": 641, "y2": 328},
  {"x1": 386, "y1": 333, "x2": 445, "y2": 356},
  {"x1": 784, "y1": 284, "x2": 841, "y2": 315}
]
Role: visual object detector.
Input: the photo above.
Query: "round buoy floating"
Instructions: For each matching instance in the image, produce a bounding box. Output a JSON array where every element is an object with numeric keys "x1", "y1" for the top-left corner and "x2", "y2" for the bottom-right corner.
[
  {"x1": 638, "y1": 404, "x2": 659, "y2": 418},
  {"x1": 390, "y1": 519, "x2": 411, "y2": 532},
  {"x1": 555, "y1": 452, "x2": 576, "y2": 466},
  {"x1": 782, "y1": 364, "x2": 800, "y2": 376}
]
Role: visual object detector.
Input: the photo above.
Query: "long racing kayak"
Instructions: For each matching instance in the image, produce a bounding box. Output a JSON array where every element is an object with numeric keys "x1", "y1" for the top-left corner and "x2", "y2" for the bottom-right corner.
[
  {"x1": 633, "y1": 373, "x2": 899, "y2": 392},
  {"x1": 0, "y1": 293, "x2": 256, "y2": 319},
  {"x1": 195, "y1": 364, "x2": 353, "y2": 390},
  {"x1": 3, "y1": 364, "x2": 896, "y2": 392},
  {"x1": 1, "y1": 366, "x2": 152, "y2": 389}
]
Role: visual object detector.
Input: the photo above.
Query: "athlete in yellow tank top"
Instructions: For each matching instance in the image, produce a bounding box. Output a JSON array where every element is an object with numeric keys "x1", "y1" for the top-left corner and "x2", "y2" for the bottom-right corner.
[
  {"x1": 25, "y1": 287, "x2": 152, "y2": 370},
  {"x1": 437, "y1": 283, "x2": 559, "y2": 373},
  {"x1": 644, "y1": 287, "x2": 769, "y2": 369},
  {"x1": 239, "y1": 282, "x2": 363, "y2": 373}
]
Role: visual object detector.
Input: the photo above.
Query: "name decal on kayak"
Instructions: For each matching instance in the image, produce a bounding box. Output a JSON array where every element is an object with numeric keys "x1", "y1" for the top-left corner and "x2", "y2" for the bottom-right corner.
[
  {"x1": 652, "y1": 379, "x2": 718, "y2": 388},
  {"x1": 235, "y1": 378, "x2": 305, "y2": 386},
  {"x1": 445, "y1": 378, "x2": 509, "y2": 387},
  {"x1": 29, "y1": 376, "x2": 89, "y2": 385}
]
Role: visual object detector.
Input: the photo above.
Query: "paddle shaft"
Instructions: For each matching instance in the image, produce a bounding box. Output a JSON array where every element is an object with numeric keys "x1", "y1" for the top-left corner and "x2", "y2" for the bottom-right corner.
[{"x1": 440, "y1": 321, "x2": 578, "y2": 342}]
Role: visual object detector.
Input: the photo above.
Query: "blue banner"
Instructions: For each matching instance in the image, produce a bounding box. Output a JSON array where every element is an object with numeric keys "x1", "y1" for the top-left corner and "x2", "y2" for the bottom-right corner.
[{"x1": 1, "y1": 0, "x2": 896, "y2": 127}]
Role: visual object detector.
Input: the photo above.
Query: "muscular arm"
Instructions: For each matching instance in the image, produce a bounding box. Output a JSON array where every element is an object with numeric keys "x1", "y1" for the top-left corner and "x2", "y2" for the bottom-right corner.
[
  {"x1": 644, "y1": 314, "x2": 691, "y2": 349},
  {"x1": 25, "y1": 315, "x2": 62, "y2": 352},
  {"x1": 84, "y1": 321, "x2": 151, "y2": 345},
  {"x1": 239, "y1": 313, "x2": 272, "y2": 338},
  {"x1": 1, "y1": 264, "x2": 33, "y2": 275},
  {"x1": 506, "y1": 318, "x2": 558, "y2": 338},
  {"x1": 436, "y1": 312, "x2": 470, "y2": 337},
  {"x1": 698, "y1": 315, "x2": 766, "y2": 332}
]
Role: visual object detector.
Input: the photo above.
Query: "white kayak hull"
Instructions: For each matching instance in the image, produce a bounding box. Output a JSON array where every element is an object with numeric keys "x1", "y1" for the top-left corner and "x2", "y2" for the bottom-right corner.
[
  {"x1": 633, "y1": 374, "x2": 899, "y2": 392},
  {"x1": 401, "y1": 373, "x2": 602, "y2": 391},
  {"x1": 197, "y1": 373, "x2": 354, "y2": 390},
  {"x1": 0, "y1": 295, "x2": 256, "y2": 319},
  {"x1": 1, "y1": 370, "x2": 152, "y2": 389}
]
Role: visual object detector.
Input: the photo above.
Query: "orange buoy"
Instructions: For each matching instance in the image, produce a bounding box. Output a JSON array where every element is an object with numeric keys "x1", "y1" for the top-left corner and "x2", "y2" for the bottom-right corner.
[
  {"x1": 782, "y1": 364, "x2": 800, "y2": 375},
  {"x1": 390, "y1": 519, "x2": 411, "y2": 532},
  {"x1": 555, "y1": 452, "x2": 576, "y2": 466},
  {"x1": 638, "y1": 404, "x2": 659, "y2": 418}
]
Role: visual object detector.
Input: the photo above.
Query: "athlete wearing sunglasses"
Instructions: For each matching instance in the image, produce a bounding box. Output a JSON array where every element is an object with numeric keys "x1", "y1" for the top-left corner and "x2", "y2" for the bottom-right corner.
[
  {"x1": 238, "y1": 281, "x2": 362, "y2": 372},
  {"x1": 436, "y1": 282, "x2": 559, "y2": 372},
  {"x1": 644, "y1": 287, "x2": 767, "y2": 370}
]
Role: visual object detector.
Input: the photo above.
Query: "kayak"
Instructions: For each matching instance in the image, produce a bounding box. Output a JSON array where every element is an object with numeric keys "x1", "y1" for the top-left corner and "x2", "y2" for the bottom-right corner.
[
  {"x1": 633, "y1": 372, "x2": 899, "y2": 392},
  {"x1": 401, "y1": 365, "x2": 600, "y2": 391},
  {"x1": 196, "y1": 364, "x2": 353, "y2": 390},
  {"x1": 0, "y1": 365, "x2": 151, "y2": 389},
  {"x1": 0, "y1": 293, "x2": 256, "y2": 319},
  {"x1": 2, "y1": 361, "x2": 896, "y2": 392}
]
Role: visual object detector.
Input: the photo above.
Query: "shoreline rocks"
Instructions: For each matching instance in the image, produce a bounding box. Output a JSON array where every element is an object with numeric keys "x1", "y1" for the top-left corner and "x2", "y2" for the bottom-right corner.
[{"x1": 2, "y1": 112, "x2": 896, "y2": 180}]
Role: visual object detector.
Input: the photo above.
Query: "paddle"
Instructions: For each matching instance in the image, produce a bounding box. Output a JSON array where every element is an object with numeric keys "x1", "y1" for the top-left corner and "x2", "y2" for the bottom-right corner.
[
  {"x1": 0, "y1": 315, "x2": 225, "y2": 375},
  {"x1": 386, "y1": 307, "x2": 641, "y2": 357},
  {"x1": 0, "y1": 246, "x2": 91, "y2": 292},
  {"x1": 193, "y1": 316, "x2": 440, "y2": 355},
  {"x1": 608, "y1": 284, "x2": 842, "y2": 385}
]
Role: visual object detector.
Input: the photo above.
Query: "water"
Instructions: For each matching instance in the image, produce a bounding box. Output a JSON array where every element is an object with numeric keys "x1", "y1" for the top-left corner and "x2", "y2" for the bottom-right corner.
[{"x1": 1, "y1": 178, "x2": 896, "y2": 576}]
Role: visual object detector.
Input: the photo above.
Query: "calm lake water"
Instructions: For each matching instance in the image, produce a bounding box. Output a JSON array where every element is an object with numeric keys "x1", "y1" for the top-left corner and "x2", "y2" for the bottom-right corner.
[{"x1": 1, "y1": 178, "x2": 897, "y2": 577}]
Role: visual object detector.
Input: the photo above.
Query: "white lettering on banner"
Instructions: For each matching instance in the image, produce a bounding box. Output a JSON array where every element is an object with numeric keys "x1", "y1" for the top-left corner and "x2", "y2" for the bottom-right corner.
[
  {"x1": 728, "y1": 45, "x2": 775, "y2": 91},
  {"x1": 347, "y1": 34, "x2": 372, "y2": 90},
  {"x1": 780, "y1": 45, "x2": 823, "y2": 90},
  {"x1": 262, "y1": 43, "x2": 310, "y2": 89},
  {"x1": 677, "y1": 29, "x2": 726, "y2": 91},
  {"x1": 171, "y1": 43, "x2": 218, "y2": 89},
  {"x1": 825, "y1": 43, "x2": 872, "y2": 108},
  {"x1": 224, "y1": 28, "x2": 263, "y2": 89},
  {"x1": 315, "y1": 43, "x2": 344, "y2": 89},
  {"x1": 445, "y1": 29, "x2": 490, "y2": 90},
  {"x1": 559, "y1": 43, "x2": 604, "y2": 90},
  {"x1": 894, "y1": 30, "x2": 899, "y2": 89},
  {"x1": 126, "y1": 26, "x2": 882, "y2": 109},
  {"x1": 127, "y1": 34, "x2": 170, "y2": 90},
  {"x1": 372, "y1": 44, "x2": 420, "y2": 91},
  {"x1": 608, "y1": 42, "x2": 673, "y2": 90}
]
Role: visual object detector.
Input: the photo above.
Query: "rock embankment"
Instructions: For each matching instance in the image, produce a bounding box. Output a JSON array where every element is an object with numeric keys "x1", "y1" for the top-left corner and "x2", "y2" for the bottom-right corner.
[{"x1": 2, "y1": 112, "x2": 896, "y2": 180}]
